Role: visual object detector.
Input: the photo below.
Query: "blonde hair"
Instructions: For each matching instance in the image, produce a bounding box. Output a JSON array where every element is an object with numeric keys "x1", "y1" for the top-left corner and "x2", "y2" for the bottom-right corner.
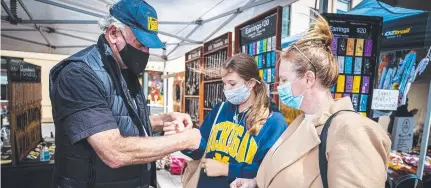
[
  {"x1": 223, "y1": 53, "x2": 270, "y2": 136},
  {"x1": 281, "y1": 10, "x2": 338, "y2": 88}
]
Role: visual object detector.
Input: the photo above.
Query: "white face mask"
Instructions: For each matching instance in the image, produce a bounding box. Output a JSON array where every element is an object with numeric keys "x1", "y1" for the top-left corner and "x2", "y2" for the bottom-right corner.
[{"x1": 223, "y1": 82, "x2": 251, "y2": 105}]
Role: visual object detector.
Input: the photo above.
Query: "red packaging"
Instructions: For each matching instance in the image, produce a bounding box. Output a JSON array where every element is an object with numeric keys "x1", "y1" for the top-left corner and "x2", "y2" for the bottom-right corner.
[{"x1": 170, "y1": 157, "x2": 187, "y2": 175}]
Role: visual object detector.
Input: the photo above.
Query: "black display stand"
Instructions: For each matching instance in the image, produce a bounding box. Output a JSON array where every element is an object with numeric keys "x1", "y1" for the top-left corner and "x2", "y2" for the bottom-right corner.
[{"x1": 322, "y1": 13, "x2": 383, "y2": 118}]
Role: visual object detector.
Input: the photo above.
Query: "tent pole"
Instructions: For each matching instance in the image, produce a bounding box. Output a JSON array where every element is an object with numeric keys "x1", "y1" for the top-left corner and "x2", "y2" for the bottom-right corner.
[
  {"x1": 1, "y1": 34, "x2": 52, "y2": 48},
  {"x1": 20, "y1": 20, "x2": 99, "y2": 24},
  {"x1": 158, "y1": 30, "x2": 202, "y2": 44},
  {"x1": 167, "y1": 25, "x2": 201, "y2": 56},
  {"x1": 203, "y1": 0, "x2": 256, "y2": 42},
  {"x1": 34, "y1": 0, "x2": 104, "y2": 18},
  {"x1": 417, "y1": 80, "x2": 431, "y2": 179},
  {"x1": 203, "y1": 0, "x2": 274, "y2": 24},
  {"x1": 17, "y1": 0, "x2": 52, "y2": 47},
  {"x1": 1, "y1": 0, "x2": 17, "y2": 24}
]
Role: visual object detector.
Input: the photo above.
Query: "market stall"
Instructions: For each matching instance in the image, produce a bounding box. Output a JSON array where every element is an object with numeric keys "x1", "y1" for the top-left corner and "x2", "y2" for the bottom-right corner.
[
  {"x1": 1, "y1": 56, "x2": 54, "y2": 188},
  {"x1": 347, "y1": 0, "x2": 431, "y2": 184}
]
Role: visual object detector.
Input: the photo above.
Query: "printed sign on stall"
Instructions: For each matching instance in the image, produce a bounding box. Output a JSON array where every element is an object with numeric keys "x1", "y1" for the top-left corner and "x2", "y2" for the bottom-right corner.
[
  {"x1": 371, "y1": 89, "x2": 399, "y2": 110},
  {"x1": 391, "y1": 117, "x2": 415, "y2": 152}
]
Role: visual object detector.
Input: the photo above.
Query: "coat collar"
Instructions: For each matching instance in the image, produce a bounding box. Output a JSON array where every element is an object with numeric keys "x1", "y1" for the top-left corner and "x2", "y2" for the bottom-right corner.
[{"x1": 264, "y1": 97, "x2": 354, "y2": 187}]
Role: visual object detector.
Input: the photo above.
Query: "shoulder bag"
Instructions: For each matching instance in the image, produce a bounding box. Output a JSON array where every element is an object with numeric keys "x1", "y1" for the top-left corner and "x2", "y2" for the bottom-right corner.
[{"x1": 182, "y1": 102, "x2": 225, "y2": 188}]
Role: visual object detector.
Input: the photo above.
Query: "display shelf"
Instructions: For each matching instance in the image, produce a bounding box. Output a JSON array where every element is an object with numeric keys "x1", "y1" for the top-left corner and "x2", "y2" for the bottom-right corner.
[
  {"x1": 184, "y1": 95, "x2": 199, "y2": 98},
  {"x1": 183, "y1": 46, "x2": 204, "y2": 125},
  {"x1": 199, "y1": 32, "x2": 232, "y2": 122},
  {"x1": 203, "y1": 46, "x2": 229, "y2": 56},
  {"x1": 203, "y1": 79, "x2": 222, "y2": 84}
]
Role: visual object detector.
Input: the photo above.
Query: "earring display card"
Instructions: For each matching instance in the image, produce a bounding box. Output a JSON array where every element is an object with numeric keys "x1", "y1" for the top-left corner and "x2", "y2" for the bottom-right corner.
[
  {"x1": 337, "y1": 75, "x2": 345, "y2": 92},
  {"x1": 338, "y1": 56, "x2": 345, "y2": 73},
  {"x1": 354, "y1": 57, "x2": 362, "y2": 75},
  {"x1": 338, "y1": 38, "x2": 347, "y2": 56},
  {"x1": 345, "y1": 76, "x2": 354, "y2": 93},
  {"x1": 352, "y1": 94, "x2": 360, "y2": 110},
  {"x1": 346, "y1": 38, "x2": 355, "y2": 56},
  {"x1": 361, "y1": 76, "x2": 370, "y2": 94},
  {"x1": 345, "y1": 56, "x2": 353, "y2": 74},
  {"x1": 355, "y1": 39, "x2": 364, "y2": 56},
  {"x1": 364, "y1": 39, "x2": 373, "y2": 57},
  {"x1": 359, "y1": 95, "x2": 368, "y2": 111},
  {"x1": 331, "y1": 37, "x2": 338, "y2": 56},
  {"x1": 353, "y1": 76, "x2": 361, "y2": 93}
]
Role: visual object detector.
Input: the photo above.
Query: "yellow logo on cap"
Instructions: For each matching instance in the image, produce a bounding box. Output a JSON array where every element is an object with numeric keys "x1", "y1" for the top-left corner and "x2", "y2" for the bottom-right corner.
[{"x1": 148, "y1": 17, "x2": 158, "y2": 32}]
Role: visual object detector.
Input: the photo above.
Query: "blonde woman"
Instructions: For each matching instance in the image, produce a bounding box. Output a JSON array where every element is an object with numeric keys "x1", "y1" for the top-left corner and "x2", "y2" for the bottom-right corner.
[{"x1": 231, "y1": 13, "x2": 391, "y2": 188}]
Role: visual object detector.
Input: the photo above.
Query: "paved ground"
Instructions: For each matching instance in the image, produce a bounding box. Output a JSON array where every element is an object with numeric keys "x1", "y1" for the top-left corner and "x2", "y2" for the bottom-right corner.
[
  {"x1": 157, "y1": 152, "x2": 190, "y2": 188},
  {"x1": 157, "y1": 169, "x2": 183, "y2": 188}
]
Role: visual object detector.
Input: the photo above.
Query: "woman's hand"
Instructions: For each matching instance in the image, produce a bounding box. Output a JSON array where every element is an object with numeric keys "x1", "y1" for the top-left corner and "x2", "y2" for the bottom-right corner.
[
  {"x1": 201, "y1": 158, "x2": 228, "y2": 177},
  {"x1": 230, "y1": 178, "x2": 257, "y2": 188}
]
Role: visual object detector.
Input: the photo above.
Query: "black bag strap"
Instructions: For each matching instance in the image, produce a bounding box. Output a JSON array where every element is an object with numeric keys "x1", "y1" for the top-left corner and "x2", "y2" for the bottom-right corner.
[
  {"x1": 394, "y1": 174, "x2": 423, "y2": 188},
  {"x1": 319, "y1": 110, "x2": 356, "y2": 188}
]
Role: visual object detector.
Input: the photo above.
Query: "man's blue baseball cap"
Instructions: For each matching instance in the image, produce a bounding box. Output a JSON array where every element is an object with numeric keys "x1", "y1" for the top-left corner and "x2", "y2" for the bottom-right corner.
[{"x1": 110, "y1": 0, "x2": 165, "y2": 49}]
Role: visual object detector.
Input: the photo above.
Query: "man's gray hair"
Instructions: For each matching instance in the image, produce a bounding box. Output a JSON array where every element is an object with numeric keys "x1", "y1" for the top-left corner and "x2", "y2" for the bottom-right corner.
[
  {"x1": 98, "y1": 1, "x2": 125, "y2": 31},
  {"x1": 99, "y1": 15, "x2": 125, "y2": 31}
]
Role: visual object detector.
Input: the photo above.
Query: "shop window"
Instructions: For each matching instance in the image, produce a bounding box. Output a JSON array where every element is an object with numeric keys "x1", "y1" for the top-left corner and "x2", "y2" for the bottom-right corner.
[
  {"x1": 336, "y1": 0, "x2": 351, "y2": 13},
  {"x1": 309, "y1": 8, "x2": 320, "y2": 24},
  {"x1": 282, "y1": 6, "x2": 291, "y2": 38}
]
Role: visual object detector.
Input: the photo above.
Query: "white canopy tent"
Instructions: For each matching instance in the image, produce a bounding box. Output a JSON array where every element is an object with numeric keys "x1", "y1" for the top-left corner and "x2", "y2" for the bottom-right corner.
[{"x1": 1, "y1": 0, "x2": 297, "y2": 63}]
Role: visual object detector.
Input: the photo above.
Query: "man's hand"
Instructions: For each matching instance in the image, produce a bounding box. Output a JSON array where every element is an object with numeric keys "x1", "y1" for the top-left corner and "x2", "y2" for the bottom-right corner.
[
  {"x1": 201, "y1": 158, "x2": 228, "y2": 177},
  {"x1": 150, "y1": 112, "x2": 193, "y2": 134},
  {"x1": 230, "y1": 178, "x2": 257, "y2": 188},
  {"x1": 169, "y1": 112, "x2": 193, "y2": 130},
  {"x1": 163, "y1": 120, "x2": 185, "y2": 135}
]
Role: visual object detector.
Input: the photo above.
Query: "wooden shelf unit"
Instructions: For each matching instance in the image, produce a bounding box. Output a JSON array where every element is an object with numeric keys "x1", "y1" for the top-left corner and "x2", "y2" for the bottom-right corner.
[
  {"x1": 200, "y1": 32, "x2": 233, "y2": 122},
  {"x1": 183, "y1": 46, "x2": 204, "y2": 125}
]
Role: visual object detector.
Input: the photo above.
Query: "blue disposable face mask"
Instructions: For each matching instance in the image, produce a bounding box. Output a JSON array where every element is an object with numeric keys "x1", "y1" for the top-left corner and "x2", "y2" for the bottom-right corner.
[
  {"x1": 224, "y1": 82, "x2": 251, "y2": 105},
  {"x1": 277, "y1": 77, "x2": 307, "y2": 109}
]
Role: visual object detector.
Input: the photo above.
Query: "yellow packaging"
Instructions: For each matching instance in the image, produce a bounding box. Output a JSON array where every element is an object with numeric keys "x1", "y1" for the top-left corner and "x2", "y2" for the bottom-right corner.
[
  {"x1": 336, "y1": 75, "x2": 345, "y2": 92},
  {"x1": 335, "y1": 93, "x2": 342, "y2": 99},
  {"x1": 353, "y1": 76, "x2": 361, "y2": 93},
  {"x1": 355, "y1": 39, "x2": 364, "y2": 56},
  {"x1": 259, "y1": 70, "x2": 264, "y2": 78}
]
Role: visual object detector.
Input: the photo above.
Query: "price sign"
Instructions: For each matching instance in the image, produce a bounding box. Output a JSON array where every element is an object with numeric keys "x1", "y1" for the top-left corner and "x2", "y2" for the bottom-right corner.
[{"x1": 371, "y1": 89, "x2": 399, "y2": 110}]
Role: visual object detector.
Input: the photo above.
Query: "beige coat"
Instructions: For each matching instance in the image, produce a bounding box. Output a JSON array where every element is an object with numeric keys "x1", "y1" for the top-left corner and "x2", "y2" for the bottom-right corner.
[{"x1": 256, "y1": 97, "x2": 391, "y2": 188}]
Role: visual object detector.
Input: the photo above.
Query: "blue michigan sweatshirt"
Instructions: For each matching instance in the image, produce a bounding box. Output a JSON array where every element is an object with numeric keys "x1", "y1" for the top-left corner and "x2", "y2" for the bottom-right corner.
[{"x1": 182, "y1": 102, "x2": 288, "y2": 188}]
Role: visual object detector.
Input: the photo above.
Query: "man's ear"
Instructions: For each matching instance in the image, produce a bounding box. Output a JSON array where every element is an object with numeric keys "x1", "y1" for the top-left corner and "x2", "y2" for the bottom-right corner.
[{"x1": 106, "y1": 24, "x2": 120, "y2": 44}]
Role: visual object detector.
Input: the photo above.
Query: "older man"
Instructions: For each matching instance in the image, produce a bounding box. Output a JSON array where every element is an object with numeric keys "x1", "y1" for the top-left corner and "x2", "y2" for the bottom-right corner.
[{"x1": 49, "y1": 0, "x2": 201, "y2": 187}]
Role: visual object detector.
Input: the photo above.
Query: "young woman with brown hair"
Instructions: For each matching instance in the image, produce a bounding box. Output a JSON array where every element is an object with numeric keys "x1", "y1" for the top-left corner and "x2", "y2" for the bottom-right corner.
[
  {"x1": 231, "y1": 12, "x2": 391, "y2": 188},
  {"x1": 182, "y1": 53, "x2": 288, "y2": 188}
]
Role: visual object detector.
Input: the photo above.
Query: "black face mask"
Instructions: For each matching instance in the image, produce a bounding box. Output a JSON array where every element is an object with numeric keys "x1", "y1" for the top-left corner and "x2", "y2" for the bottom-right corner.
[{"x1": 117, "y1": 35, "x2": 150, "y2": 75}]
